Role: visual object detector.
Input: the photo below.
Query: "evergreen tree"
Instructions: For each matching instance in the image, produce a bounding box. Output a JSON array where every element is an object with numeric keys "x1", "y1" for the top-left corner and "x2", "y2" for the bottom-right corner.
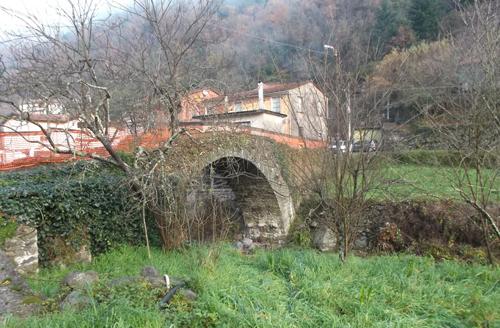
[
  {"x1": 408, "y1": 0, "x2": 445, "y2": 40},
  {"x1": 374, "y1": 0, "x2": 399, "y2": 45}
]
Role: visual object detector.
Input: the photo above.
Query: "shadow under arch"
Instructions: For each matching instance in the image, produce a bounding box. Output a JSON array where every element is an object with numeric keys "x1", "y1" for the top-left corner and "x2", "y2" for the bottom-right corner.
[{"x1": 197, "y1": 156, "x2": 287, "y2": 242}]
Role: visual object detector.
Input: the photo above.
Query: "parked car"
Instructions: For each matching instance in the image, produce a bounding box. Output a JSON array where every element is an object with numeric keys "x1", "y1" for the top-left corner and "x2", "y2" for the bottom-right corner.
[
  {"x1": 330, "y1": 140, "x2": 347, "y2": 153},
  {"x1": 352, "y1": 140, "x2": 377, "y2": 152}
]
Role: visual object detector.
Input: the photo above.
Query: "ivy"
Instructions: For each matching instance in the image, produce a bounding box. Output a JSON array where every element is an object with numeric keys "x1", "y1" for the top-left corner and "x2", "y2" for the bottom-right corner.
[
  {"x1": 0, "y1": 214, "x2": 17, "y2": 247},
  {"x1": 0, "y1": 162, "x2": 146, "y2": 265}
]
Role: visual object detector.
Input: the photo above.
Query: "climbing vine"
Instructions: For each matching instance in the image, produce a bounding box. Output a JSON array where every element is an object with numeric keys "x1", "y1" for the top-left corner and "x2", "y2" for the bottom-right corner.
[{"x1": 0, "y1": 162, "x2": 147, "y2": 265}]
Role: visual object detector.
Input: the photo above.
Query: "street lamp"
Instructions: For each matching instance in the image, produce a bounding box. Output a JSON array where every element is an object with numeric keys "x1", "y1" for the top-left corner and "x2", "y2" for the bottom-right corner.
[{"x1": 323, "y1": 44, "x2": 351, "y2": 149}]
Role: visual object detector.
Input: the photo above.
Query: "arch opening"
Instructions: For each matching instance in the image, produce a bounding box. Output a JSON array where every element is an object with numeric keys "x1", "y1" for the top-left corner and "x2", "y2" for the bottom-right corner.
[{"x1": 192, "y1": 156, "x2": 284, "y2": 243}]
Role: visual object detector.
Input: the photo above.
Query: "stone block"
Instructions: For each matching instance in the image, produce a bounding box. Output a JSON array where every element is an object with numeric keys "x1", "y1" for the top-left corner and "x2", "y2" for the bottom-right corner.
[
  {"x1": 63, "y1": 271, "x2": 99, "y2": 289},
  {"x1": 312, "y1": 227, "x2": 337, "y2": 252},
  {"x1": 2, "y1": 225, "x2": 38, "y2": 274}
]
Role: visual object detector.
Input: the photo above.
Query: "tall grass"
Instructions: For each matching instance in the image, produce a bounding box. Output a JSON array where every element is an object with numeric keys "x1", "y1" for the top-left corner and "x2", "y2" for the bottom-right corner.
[{"x1": 4, "y1": 245, "x2": 499, "y2": 327}]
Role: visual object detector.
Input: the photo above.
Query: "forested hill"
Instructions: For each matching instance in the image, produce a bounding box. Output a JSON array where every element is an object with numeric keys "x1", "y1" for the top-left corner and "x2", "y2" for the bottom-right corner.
[{"x1": 206, "y1": 0, "x2": 472, "y2": 89}]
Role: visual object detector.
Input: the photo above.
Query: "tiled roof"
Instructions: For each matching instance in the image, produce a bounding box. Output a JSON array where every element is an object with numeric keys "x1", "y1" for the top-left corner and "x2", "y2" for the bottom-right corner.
[
  {"x1": 192, "y1": 109, "x2": 287, "y2": 120},
  {"x1": 0, "y1": 106, "x2": 72, "y2": 124},
  {"x1": 24, "y1": 113, "x2": 71, "y2": 123},
  {"x1": 205, "y1": 81, "x2": 311, "y2": 103}
]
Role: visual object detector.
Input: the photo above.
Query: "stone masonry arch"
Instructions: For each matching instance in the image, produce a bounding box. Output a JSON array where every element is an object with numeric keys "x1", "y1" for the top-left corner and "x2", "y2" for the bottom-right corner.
[{"x1": 191, "y1": 141, "x2": 294, "y2": 242}]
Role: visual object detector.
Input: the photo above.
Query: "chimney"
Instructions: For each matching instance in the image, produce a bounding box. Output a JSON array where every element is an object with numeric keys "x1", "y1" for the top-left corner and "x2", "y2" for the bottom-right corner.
[{"x1": 258, "y1": 81, "x2": 265, "y2": 110}]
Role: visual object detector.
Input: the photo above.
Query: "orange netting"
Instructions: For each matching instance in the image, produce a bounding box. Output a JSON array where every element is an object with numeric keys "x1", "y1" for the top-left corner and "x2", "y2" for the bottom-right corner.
[{"x1": 0, "y1": 127, "x2": 324, "y2": 171}]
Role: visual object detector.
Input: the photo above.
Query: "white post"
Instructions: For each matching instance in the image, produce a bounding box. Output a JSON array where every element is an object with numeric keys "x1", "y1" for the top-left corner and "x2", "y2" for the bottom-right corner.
[
  {"x1": 258, "y1": 81, "x2": 265, "y2": 110},
  {"x1": 347, "y1": 97, "x2": 352, "y2": 142},
  {"x1": 347, "y1": 92, "x2": 352, "y2": 152}
]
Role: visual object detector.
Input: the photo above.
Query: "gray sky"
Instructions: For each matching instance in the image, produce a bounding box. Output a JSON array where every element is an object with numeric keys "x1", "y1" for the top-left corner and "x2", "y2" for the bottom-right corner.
[{"x1": 0, "y1": 0, "x2": 132, "y2": 39}]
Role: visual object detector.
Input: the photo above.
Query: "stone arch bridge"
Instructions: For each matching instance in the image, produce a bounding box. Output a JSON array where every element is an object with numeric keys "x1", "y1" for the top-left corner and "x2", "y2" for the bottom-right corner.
[{"x1": 172, "y1": 132, "x2": 299, "y2": 243}]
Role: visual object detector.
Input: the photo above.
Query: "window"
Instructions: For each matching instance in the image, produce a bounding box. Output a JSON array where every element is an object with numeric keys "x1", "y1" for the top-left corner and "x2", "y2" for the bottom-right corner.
[
  {"x1": 234, "y1": 102, "x2": 242, "y2": 112},
  {"x1": 271, "y1": 97, "x2": 281, "y2": 113}
]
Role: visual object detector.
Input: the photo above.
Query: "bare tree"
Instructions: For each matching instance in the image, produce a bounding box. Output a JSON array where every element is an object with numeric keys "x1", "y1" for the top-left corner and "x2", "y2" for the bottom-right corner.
[
  {"x1": 0, "y1": 1, "x2": 131, "y2": 171},
  {"x1": 110, "y1": 0, "x2": 221, "y2": 133},
  {"x1": 372, "y1": 1, "x2": 500, "y2": 263},
  {"x1": 425, "y1": 1, "x2": 500, "y2": 263},
  {"x1": 286, "y1": 46, "x2": 390, "y2": 261},
  {"x1": 0, "y1": 0, "x2": 223, "y2": 252}
]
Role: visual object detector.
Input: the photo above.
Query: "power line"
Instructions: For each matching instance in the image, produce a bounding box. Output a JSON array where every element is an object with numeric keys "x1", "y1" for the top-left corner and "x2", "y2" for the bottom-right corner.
[{"x1": 211, "y1": 23, "x2": 325, "y2": 55}]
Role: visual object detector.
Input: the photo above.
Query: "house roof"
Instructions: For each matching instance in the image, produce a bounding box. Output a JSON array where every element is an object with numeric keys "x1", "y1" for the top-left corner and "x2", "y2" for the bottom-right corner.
[
  {"x1": 0, "y1": 104, "x2": 72, "y2": 124},
  {"x1": 204, "y1": 81, "x2": 312, "y2": 104},
  {"x1": 25, "y1": 113, "x2": 72, "y2": 123},
  {"x1": 192, "y1": 109, "x2": 287, "y2": 120}
]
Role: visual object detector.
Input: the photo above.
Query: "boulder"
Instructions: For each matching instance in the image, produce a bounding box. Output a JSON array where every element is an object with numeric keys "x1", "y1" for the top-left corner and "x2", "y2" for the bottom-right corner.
[
  {"x1": 140, "y1": 266, "x2": 160, "y2": 279},
  {"x1": 353, "y1": 233, "x2": 369, "y2": 250},
  {"x1": 59, "y1": 290, "x2": 91, "y2": 311},
  {"x1": 234, "y1": 238, "x2": 255, "y2": 253},
  {"x1": 2, "y1": 225, "x2": 38, "y2": 274},
  {"x1": 179, "y1": 288, "x2": 197, "y2": 301},
  {"x1": 312, "y1": 227, "x2": 337, "y2": 252},
  {"x1": 140, "y1": 266, "x2": 166, "y2": 288},
  {"x1": 242, "y1": 238, "x2": 255, "y2": 252},
  {"x1": 63, "y1": 271, "x2": 99, "y2": 289}
]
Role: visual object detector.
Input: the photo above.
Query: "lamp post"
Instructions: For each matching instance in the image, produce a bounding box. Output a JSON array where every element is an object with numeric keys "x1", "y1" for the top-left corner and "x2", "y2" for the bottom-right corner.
[{"x1": 323, "y1": 44, "x2": 351, "y2": 150}]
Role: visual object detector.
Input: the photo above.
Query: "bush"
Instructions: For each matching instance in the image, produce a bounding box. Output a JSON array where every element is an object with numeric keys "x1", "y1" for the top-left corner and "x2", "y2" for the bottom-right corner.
[{"x1": 0, "y1": 162, "x2": 148, "y2": 265}]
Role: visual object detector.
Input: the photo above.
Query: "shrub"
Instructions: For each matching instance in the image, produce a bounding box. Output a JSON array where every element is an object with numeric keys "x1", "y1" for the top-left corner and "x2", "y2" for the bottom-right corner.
[{"x1": 0, "y1": 162, "x2": 148, "y2": 265}]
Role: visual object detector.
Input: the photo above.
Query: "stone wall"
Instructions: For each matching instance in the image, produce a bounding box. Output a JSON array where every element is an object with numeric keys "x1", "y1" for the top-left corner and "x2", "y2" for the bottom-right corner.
[
  {"x1": 230, "y1": 172, "x2": 283, "y2": 242},
  {"x1": 2, "y1": 224, "x2": 38, "y2": 274}
]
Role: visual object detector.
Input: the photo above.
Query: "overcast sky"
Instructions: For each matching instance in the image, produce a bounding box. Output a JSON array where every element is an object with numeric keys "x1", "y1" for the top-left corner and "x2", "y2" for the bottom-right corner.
[{"x1": 0, "y1": 0, "x2": 132, "y2": 39}]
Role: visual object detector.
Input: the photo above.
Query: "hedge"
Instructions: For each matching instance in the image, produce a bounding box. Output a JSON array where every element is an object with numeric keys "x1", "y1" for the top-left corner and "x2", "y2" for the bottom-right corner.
[{"x1": 0, "y1": 162, "x2": 147, "y2": 265}]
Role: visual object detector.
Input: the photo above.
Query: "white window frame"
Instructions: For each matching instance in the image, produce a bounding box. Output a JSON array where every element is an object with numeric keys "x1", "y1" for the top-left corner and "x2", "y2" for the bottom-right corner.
[{"x1": 271, "y1": 97, "x2": 281, "y2": 113}]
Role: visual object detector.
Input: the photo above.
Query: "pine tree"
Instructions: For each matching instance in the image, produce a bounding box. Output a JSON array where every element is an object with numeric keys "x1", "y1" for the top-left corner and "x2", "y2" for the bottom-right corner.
[
  {"x1": 374, "y1": 0, "x2": 399, "y2": 45},
  {"x1": 408, "y1": 0, "x2": 444, "y2": 40}
]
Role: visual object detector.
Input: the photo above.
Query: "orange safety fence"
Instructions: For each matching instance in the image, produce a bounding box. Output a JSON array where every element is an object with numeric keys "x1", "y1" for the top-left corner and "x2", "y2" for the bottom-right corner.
[{"x1": 0, "y1": 126, "x2": 324, "y2": 171}]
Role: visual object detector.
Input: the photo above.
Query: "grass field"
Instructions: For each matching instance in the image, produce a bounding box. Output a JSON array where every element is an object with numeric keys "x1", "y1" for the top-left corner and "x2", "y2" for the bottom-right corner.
[
  {"x1": 4, "y1": 245, "x2": 499, "y2": 328},
  {"x1": 379, "y1": 164, "x2": 500, "y2": 201}
]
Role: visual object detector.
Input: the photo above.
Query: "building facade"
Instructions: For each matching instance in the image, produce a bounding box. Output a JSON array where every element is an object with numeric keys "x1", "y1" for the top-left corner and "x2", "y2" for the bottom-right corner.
[{"x1": 179, "y1": 81, "x2": 329, "y2": 141}]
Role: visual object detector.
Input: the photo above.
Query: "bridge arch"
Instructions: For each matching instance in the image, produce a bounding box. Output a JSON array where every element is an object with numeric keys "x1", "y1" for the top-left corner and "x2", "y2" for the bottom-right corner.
[{"x1": 194, "y1": 147, "x2": 294, "y2": 242}]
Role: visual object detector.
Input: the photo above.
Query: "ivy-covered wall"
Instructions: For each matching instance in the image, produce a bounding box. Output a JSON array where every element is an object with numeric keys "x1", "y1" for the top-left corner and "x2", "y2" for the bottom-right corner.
[{"x1": 0, "y1": 162, "x2": 146, "y2": 266}]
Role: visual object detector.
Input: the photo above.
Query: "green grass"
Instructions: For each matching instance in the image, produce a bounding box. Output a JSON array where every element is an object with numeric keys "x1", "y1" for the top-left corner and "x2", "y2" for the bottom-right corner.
[
  {"x1": 379, "y1": 164, "x2": 500, "y2": 201},
  {"x1": 4, "y1": 245, "x2": 499, "y2": 328},
  {"x1": 381, "y1": 164, "x2": 458, "y2": 200}
]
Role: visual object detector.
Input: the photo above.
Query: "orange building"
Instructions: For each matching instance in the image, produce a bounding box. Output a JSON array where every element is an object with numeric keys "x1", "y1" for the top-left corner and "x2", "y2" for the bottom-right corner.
[{"x1": 179, "y1": 81, "x2": 329, "y2": 141}]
